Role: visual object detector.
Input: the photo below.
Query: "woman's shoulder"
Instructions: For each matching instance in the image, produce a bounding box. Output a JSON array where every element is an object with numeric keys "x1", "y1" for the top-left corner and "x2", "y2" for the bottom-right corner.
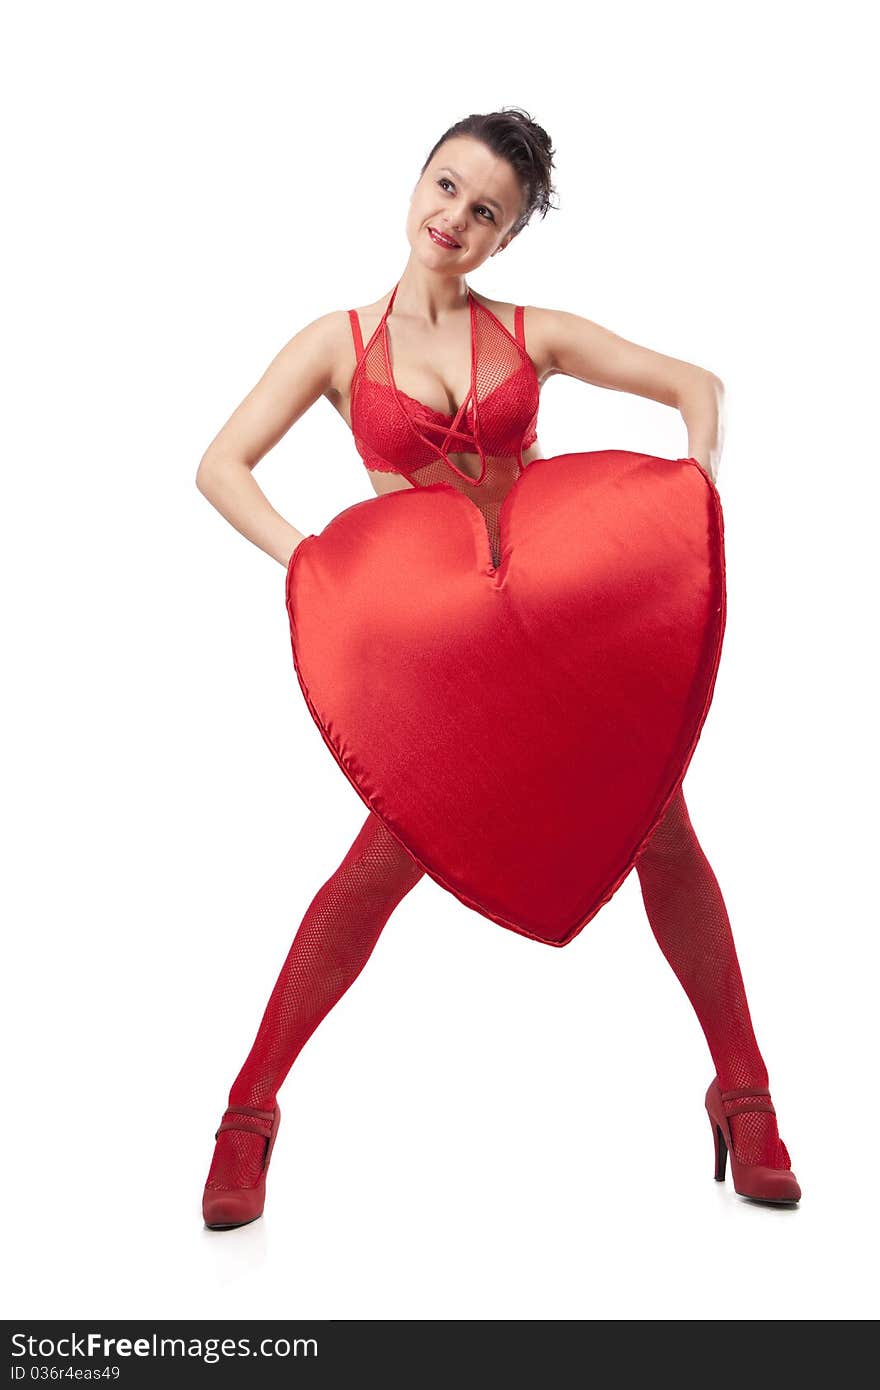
[
  {"x1": 301, "y1": 290, "x2": 390, "y2": 342},
  {"x1": 317, "y1": 296, "x2": 390, "y2": 403},
  {"x1": 470, "y1": 290, "x2": 559, "y2": 382},
  {"x1": 467, "y1": 288, "x2": 520, "y2": 336},
  {"x1": 343, "y1": 288, "x2": 395, "y2": 335}
]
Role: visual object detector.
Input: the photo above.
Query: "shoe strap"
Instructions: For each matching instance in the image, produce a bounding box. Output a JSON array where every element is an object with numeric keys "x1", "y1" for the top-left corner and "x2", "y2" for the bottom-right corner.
[
  {"x1": 720, "y1": 1086, "x2": 776, "y2": 1119},
  {"x1": 215, "y1": 1104, "x2": 276, "y2": 1142}
]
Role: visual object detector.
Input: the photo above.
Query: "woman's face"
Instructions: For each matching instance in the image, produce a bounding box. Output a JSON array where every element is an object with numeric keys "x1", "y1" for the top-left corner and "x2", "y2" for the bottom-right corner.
[{"x1": 406, "y1": 135, "x2": 524, "y2": 274}]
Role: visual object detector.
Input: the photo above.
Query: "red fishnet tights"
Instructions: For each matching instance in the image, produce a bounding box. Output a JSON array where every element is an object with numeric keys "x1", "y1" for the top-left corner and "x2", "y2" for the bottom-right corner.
[
  {"x1": 204, "y1": 812, "x2": 424, "y2": 1192},
  {"x1": 634, "y1": 785, "x2": 790, "y2": 1169},
  {"x1": 205, "y1": 785, "x2": 789, "y2": 1191}
]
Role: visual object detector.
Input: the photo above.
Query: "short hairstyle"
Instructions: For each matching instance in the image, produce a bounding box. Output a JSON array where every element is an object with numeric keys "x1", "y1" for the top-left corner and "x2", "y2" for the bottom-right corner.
[{"x1": 420, "y1": 107, "x2": 558, "y2": 239}]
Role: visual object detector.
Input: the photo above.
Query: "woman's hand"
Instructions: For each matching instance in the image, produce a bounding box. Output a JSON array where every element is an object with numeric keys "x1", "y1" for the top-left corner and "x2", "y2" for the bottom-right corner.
[
  {"x1": 681, "y1": 374, "x2": 724, "y2": 487},
  {"x1": 285, "y1": 532, "x2": 307, "y2": 568},
  {"x1": 691, "y1": 453, "x2": 719, "y2": 486}
]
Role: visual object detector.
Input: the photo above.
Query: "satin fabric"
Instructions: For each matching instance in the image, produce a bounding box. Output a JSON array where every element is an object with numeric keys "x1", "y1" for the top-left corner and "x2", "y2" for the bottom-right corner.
[{"x1": 285, "y1": 449, "x2": 725, "y2": 947}]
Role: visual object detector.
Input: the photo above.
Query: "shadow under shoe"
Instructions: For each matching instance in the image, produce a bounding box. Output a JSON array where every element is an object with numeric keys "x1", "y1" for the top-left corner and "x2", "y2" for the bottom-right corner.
[
  {"x1": 202, "y1": 1103, "x2": 281, "y2": 1230},
  {"x1": 705, "y1": 1079, "x2": 801, "y2": 1204}
]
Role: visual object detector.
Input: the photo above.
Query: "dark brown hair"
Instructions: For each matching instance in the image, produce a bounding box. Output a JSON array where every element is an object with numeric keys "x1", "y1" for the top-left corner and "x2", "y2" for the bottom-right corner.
[{"x1": 420, "y1": 107, "x2": 558, "y2": 240}]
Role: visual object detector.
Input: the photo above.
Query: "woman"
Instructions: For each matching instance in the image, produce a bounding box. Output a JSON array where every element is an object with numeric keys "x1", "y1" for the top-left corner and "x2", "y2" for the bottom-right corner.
[{"x1": 196, "y1": 108, "x2": 800, "y2": 1229}]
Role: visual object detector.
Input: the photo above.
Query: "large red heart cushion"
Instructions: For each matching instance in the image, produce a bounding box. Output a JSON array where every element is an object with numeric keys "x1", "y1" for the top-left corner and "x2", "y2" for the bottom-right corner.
[{"x1": 285, "y1": 450, "x2": 725, "y2": 948}]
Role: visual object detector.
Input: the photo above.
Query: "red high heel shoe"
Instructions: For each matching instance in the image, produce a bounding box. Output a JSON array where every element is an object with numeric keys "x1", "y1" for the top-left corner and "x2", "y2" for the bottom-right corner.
[
  {"x1": 705, "y1": 1079, "x2": 800, "y2": 1204},
  {"x1": 202, "y1": 1103, "x2": 281, "y2": 1230}
]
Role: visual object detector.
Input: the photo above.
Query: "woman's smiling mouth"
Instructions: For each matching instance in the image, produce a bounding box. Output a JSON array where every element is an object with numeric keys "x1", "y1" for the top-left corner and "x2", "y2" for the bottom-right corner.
[{"x1": 428, "y1": 226, "x2": 461, "y2": 249}]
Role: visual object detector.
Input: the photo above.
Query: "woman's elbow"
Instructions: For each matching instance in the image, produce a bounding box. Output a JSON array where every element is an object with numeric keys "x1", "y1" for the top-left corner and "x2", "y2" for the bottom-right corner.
[
  {"x1": 195, "y1": 450, "x2": 234, "y2": 496},
  {"x1": 672, "y1": 367, "x2": 724, "y2": 415},
  {"x1": 684, "y1": 368, "x2": 725, "y2": 410},
  {"x1": 705, "y1": 370, "x2": 725, "y2": 399},
  {"x1": 195, "y1": 447, "x2": 215, "y2": 490}
]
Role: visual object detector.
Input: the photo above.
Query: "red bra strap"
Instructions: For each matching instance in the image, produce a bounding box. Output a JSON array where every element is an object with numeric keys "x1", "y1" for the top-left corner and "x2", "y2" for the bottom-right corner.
[
  {"x1": 514, "y1": 304, "x2": 526, "y2": 350},
  {"x1": 348, "y1": 308, "x2": 365, "y2": 362}
]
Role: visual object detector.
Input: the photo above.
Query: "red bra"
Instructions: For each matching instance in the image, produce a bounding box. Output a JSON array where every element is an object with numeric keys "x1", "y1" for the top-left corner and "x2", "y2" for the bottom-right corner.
[{"x1": 347, "y1": 280, "x2": 540, "y2": 489}]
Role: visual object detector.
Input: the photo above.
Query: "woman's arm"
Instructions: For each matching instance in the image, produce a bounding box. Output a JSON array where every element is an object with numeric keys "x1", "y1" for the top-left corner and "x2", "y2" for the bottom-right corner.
[
  {"x1": 196, "y1": 311, "x2": 343, "y2": 567},
  {"x1": 526, "y1": 306, "x2": 726, "y2": 484}
]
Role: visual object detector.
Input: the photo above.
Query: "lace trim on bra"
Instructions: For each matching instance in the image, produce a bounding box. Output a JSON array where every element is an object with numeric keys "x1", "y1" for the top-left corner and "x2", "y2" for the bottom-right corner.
[{"x1": 358, "y1": 375, "x2": 538, "y2": 460}]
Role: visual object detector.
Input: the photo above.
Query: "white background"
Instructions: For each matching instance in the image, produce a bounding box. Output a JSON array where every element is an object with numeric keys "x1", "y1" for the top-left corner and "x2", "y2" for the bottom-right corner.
[{"x1": 3, "y1": 0, "x2": 877, "y2": 1321}]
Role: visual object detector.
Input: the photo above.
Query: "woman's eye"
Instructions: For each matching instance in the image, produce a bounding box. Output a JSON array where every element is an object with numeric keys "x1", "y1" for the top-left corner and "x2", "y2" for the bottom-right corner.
[{"x1": 436, "y1": 179, "x2": 495, "y2": 221}]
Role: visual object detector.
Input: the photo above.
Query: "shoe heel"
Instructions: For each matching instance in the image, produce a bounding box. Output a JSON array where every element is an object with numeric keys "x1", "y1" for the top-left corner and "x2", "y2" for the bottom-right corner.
[
  {"x1": 704, "y1": 1076, "x2": 800, "y2": 1203},
  {"x1": 710, "y1": 1116, "x2": 728, "y2": 1182}
]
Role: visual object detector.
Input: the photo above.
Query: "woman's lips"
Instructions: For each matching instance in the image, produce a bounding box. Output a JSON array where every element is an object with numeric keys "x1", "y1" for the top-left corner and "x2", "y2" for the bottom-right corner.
[{"x1": 428, "y1": 226, "x2": 460, "y2": 249}]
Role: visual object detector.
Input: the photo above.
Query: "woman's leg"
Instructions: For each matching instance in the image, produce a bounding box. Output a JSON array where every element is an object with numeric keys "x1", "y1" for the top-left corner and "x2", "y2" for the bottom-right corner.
[
  {"x1": 634, "y1": 783, "x2": 791, "y2": 1168},
  {"x1": 205, "y1": 809, "x2": 425, "y2": 1191}
]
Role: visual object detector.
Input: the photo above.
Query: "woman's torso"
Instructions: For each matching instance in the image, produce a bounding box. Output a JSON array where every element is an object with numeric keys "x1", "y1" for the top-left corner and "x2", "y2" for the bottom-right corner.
[{"x1": 324, "y1": 283, "x2": 552, "y2": 566}]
